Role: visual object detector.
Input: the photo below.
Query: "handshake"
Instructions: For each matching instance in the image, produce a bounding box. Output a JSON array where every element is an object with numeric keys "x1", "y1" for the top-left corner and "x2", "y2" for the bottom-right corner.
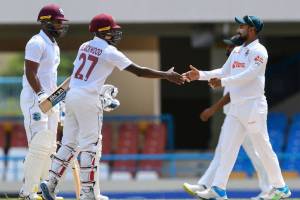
[
  {"x1": 161, "y1": 65, "x2": 222, "y2": 89},
  {"x1": 182, "y1": 65, "x2": 222, "y2": 89}
]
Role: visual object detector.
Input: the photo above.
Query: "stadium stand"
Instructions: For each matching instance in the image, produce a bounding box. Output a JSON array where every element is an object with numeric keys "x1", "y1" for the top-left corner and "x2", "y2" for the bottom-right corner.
[
  {"x1": 1, "y1": 112, "x2": 300, "y2": 182},
  {"x1": 111, "y1": 123, "x2": 139, "y2": 179},
  {"x1": 6, "y1": 147, "x2": 27, "y2": 181},
  {"x1": 282, "y1": 113, "x2": 300, "y2": 177},
  {"x1": 102, "y1": 123, "x2": 113, "y2": 156},
  {"x1": 138, "y1": 123, "x2": 167, "y2": 172},
  {"x1": 267, "y1": 112, "x2": 288, "y2": 132},
  {"x1": 11, "y1": 123, "x2": 27, "y2": 147},
  {"x1": 0, "y1": 124, "x2": 4, "y2": 148}
]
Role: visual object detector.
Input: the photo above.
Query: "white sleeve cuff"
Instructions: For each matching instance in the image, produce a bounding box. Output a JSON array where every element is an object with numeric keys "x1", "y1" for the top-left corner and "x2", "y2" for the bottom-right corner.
[
  {"x1": 221, "y1": 78, "x2": 228, "y2": 87},
  {"x1": 198, "y1": 71, "x2": 208, "y2": 80},
  {"x1": 25, "y1": 57, "x2": 40, "y2": 64}
]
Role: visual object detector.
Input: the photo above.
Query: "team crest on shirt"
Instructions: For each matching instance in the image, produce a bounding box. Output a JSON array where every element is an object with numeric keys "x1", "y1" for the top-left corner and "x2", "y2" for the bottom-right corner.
[
  {"x1": 254, "y1": 55, "x2": 264, "y2": 65},
  {"x1": 32, "y1": 112, "x2": 41, "y2": 121}
]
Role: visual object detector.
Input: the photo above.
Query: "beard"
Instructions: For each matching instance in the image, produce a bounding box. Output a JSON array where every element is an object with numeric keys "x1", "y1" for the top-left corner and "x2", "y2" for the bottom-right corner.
[
  {"x1": 42, "y1": 21, "x2": 69, "y2": 38},
  {"x1": 238, "y1": 29, "x2": 248, "y2": 41}
]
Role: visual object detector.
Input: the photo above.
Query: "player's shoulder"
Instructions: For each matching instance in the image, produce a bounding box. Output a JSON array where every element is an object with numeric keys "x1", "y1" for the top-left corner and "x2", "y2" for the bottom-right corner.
[
  {"x1": 106, "y1": 44, "x2": 118, "y2": 52},
  {"x1": 251, "y1": 43, "x2": 268, "y2": 57},
  {"x1": 233, "y1": 46, "x2": 242, "y2": 52},
  {"x1": 26, "y1": 33, "x2": 46, "y2": 50},
  {"x1": 102, "y1": 44, "x2": 122, "y2": 57}
]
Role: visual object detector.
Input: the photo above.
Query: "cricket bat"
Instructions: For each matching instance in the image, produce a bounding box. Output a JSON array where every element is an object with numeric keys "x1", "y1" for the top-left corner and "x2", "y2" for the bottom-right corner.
[
  {"x1": 39, "y1": 77, "x2": 71, "y2": 113},
  {"x1": 72, "y1": 159, "x2": 81, "y2": 200}
]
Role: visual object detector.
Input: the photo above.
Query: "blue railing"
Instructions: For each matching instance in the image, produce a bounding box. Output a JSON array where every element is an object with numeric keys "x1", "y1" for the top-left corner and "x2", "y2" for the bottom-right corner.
[
  {"x1": 0, "y1": 77, "x2": 22, "y2": 84},
  {"x1": 0, "y1": 76, "x2": 66, "y2": 84},
  {"x1": 1, "y1": 152, "x2": 300, "y2": 180},
  {"x1": 0, "y1": 156, "x2": 24, "y2": 180}
]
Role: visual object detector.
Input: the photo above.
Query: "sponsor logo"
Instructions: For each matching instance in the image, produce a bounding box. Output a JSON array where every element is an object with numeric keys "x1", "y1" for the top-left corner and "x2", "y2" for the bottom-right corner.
[
  {"x1": 32, "y1": 112, "x2": 41, "y2": 121},
  {"x1": 48, "y1": 88, "x2": 65, "y2": 102},
  {"x1": 232, "y1": 61, "x2": 245, "y2": 69}
]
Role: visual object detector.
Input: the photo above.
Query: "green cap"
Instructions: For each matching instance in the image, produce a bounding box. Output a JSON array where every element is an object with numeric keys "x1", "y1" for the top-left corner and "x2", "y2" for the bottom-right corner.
[{"x1": 235, "y1": 15, "x2": 264, "y2": 33}]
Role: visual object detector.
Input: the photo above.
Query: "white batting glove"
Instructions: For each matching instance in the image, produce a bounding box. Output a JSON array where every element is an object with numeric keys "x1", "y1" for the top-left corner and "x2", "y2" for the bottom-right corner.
[
  {"x1": 37, "y1": 90, "x2": 57, "y2": 114},
  {"x1": 37, "y1": 90, "x2": 48, "y2": 104},
  {"x1": 101, "y1": 97, "x2": 120, "y2": 112},
  {"x1": 100, "y1": 84, "x2": 118, "y2": 98},
  {"x1": 100, "y1": 84, "x2": 120, "y2": 112}
]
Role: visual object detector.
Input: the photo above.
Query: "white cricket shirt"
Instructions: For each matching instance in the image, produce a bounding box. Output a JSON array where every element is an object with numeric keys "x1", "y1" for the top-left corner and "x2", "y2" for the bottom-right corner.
[
  {"x1": 23, "y1": 30, "x2": 60, "y2": 93},
  {"x1": 199, "y1": 39, "x2": 268, "y2": 104},
  {"x1": 70, "y1": 37, "x2": 132, "y2": 94}
]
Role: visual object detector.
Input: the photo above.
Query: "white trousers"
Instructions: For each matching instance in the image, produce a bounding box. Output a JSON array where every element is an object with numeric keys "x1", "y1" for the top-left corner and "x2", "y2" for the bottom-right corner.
[
  {"x1": 20, "y1": 88, "x2": 58, "y2": 194},
  {"x1": 61, "y1": 88, "x2": 103, "y2": 194},
  {"x1": 198, "y1": 119, "x2": 271, "y2": 193},
  {"x1": 20, "y1": 88, "x2": 58, "y2": 143},
  {"x1": 200, "y1": 97, "x2": 285, "y2": 189},
  {"x1": 61, "y1": 88, "x2": 103, "y2": 152}
]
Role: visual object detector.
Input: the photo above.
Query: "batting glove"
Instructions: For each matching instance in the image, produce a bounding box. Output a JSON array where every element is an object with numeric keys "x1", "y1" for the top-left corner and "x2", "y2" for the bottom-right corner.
[{"x1": 100, "y1": 84, "x2": 120, "y2": 112}]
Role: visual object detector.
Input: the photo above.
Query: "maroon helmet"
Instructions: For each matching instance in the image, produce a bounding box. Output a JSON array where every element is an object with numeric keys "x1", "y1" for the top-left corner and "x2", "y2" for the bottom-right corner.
[
  {"x1": 37, "y1": 4, "x2": 68, "y2": 38},
  {"x1": 89, "y1": 13, "x2": 120, "y2": 33},
  {"x1": 37, "y1": 4, "x2": 68, "y2": 22},
  {"x1": 89, "y1": 13, "x2": 122, "y2": 45}
]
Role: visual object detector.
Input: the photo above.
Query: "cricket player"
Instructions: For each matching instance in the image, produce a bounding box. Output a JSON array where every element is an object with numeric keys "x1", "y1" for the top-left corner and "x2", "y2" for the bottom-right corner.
[
  {"x1": 40, "y1": 13, "x2": 185, "y2": 200},
  {"x1": 183, "y1": 35, "x2": 272, "y2": 200},
  {"x1": 182, "y1": 15, "x2": 291, "y2": 200},
  {"x1": 19, "y1": 4, "x2": 68, "y2": 200}
]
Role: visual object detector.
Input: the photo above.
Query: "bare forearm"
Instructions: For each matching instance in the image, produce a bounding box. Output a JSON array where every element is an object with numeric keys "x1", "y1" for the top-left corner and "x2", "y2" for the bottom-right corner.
[
  {"x1": 126, "y1": 64, "x2": 167, "y2": 79},
  {"x1": 210, "y1": 93, "x2": 230, "y2": 112},
  {"x1": 24, "y1": 60, "x2": 43, "y2": 94},
  {"x1": 25, "y1": 68, "x2": 42, "y2": 94},
  {"x1": 125, "y1": 63, "x2": 185, "y2": 85}
]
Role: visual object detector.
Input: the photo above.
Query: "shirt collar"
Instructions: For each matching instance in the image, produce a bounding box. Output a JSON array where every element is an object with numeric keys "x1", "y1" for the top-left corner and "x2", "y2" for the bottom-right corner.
[
  {"x1": 243, "y1": 39, "x2": 259, "y2": 50},
  {"x1": 93, "y1": 36, "x2": 109, "y2": 45},
  {"x1": 39, "y1": 30, "x2": 56, "y2": 45}
]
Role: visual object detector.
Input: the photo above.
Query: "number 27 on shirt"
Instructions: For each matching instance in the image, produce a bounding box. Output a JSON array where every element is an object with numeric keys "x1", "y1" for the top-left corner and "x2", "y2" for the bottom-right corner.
[{"x1": 74, "y1": 52, "x2": 98, "y2": 81}]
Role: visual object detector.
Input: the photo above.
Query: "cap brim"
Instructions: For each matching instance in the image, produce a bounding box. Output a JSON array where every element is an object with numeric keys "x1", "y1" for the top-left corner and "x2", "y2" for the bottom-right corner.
[
  {"x1": 223, "y1": 39, "x2": 235, "y2": 46},
  {"x1": 235, "y1": 17, "x2": 246, "y2": 24},
  {"x1": 56, "y1": 16, "x2": 68, "y2": 21},
  {"x1": 112, "y1": 24, "x2": 121, "y2": 29}
]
